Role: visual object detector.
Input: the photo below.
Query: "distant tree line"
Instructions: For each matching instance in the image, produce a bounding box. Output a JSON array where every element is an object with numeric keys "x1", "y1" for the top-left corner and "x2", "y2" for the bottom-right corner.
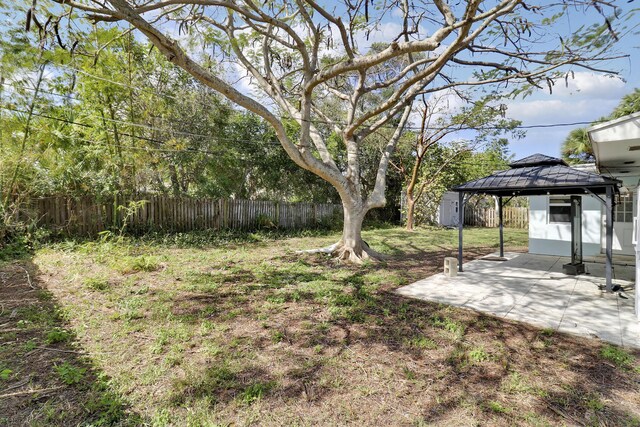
[{"x1": 1, "y1": 23, "x2": 520, "y2": 236}]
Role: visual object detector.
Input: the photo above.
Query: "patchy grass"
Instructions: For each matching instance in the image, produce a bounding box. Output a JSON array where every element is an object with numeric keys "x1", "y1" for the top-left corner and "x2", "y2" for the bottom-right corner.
[
  {"x1": 53, "y1": 362, "x2": 87, "y2": 385},
  {"x1": 0, "y1": 262, "x2": 141, "y2": 426},
  {"x1": 83, "y1": 276, "x2": 110, "y2": 291},
  {"x1": 601, "y1": 344, "x2": 639, "y2": 371},
  {"x1": 468, "y1": 346, "x2": 490, "y2": 363},
  {"x1": 486, "y1": 400, "x2": 512, "y2": 414},
  {"x1": 2, "y1": 226, "x2": 640, "y2": 426},
  {"x1": 44, "y1": 327, "x2": 73, "y2": 345},
  {"x1": 113, "y1": 254, "x2": 163, "y2": 274}
]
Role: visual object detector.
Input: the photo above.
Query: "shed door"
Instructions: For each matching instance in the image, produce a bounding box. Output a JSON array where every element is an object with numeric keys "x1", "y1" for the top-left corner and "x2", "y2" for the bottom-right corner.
[{"x1": 451, "y1": 200, "x2": 459, "y2": 226}]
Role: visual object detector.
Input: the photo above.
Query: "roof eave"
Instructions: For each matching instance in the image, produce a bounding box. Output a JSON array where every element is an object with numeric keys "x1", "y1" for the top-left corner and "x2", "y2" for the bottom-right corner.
[
  {"x1": 586, "y1": 111, "x2": 640, "y2": 134},
  {"x1": 452, "y1": 181, "x2": 620, "y2": 195}
]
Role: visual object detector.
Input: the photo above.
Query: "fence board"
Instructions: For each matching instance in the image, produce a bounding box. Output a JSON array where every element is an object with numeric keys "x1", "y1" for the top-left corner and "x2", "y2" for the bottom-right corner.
[
  {"x1": 25, "y1": 194, "x2": 343, "y2": 236},
  {"x1": 464, "y1": 206, "x2": 528, "y2": 229}
]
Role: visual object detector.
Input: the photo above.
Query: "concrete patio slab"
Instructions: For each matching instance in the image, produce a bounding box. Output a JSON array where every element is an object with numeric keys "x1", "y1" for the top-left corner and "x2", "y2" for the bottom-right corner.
[{"x1": 397, "y1": 252, "x2": 640, "y2": 349}]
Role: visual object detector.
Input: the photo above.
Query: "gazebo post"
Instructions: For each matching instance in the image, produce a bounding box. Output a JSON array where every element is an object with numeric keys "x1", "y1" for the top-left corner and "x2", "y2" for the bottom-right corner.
[
  {"x1": 605, "y1": 185, "x2": 614, "y2": 292},
  {"x1": 458, "y1": 192, "x2": 464, "y2": 272},
  {"x1": 498, "y1": 196, "x2": 504, "y2": 258}
]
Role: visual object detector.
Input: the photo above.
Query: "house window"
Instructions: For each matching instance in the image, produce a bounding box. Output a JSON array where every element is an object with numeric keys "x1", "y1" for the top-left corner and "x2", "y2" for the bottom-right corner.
[
  {"x1": 615, "y1": 194, "x2": 633, "y2": 223},
  {"x1": 548, "y1": 196, "x2": 571, "y2": 223}
]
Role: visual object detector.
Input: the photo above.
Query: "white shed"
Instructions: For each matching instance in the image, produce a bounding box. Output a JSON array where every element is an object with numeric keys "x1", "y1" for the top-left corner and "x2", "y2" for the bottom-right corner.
[{"x1": 437, "y1": 191, "x2": 460, "y2": 227}]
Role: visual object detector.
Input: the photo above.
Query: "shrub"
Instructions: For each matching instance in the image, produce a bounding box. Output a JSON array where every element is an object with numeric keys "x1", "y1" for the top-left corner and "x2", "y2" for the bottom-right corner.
[{"x1": 256, "y1": 214, "x2": 277, "y2": 230}]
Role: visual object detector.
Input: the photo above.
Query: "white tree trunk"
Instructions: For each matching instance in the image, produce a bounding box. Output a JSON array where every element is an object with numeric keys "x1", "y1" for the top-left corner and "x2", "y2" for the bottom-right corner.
[
  {"x1": 297, "y1": 198, "x2": 382, "y2": 263},
  {"x1": 339, "y1": 202, "x2": 365, "y2": 252},
  {"x1": 331, "y1": 199, "x2": 383, "y2": 263}
]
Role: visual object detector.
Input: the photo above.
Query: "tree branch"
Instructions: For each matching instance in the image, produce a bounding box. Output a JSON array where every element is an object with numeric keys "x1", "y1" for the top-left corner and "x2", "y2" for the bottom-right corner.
[{"x1": 366, "y1": 104, "x2": 412, "y2": 210}]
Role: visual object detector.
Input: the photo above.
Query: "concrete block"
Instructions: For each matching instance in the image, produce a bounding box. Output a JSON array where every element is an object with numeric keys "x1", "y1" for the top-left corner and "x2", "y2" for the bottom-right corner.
[{"x1": 444, "y1": 257, "x2": 458, "y2": 277}]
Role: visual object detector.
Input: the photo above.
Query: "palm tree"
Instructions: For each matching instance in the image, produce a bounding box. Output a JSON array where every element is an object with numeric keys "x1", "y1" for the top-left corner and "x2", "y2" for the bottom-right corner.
[
  {"x1": 610, "y1": 89, "x2": 640, "y2": 119},
  {"x1": 561, "y1": 128, "x2": 593, "y2": 164},
  {"x1": 561, "y1": 89, "x2": 640, "y2": 165}
]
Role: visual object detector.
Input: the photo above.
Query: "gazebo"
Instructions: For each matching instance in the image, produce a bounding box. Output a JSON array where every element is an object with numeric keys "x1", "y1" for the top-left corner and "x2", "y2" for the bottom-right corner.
[{"x1": 452, "y1": 154, "x2": 621, "y2": 291}]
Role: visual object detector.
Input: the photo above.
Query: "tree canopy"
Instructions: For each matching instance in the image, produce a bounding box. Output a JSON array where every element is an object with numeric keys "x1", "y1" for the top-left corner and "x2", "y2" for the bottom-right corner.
[
  {"x1": 0, "y1": 24, "x2": 340, "y2": 202},
  {"x1": 17, "y1": 0, "x2": 636, "y2": 261}
]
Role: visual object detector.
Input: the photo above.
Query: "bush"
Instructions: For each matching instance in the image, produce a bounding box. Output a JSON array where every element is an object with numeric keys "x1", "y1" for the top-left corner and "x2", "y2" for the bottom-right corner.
[
  {"x1": 0, "y1": 226, "x2": 51, "y2": 261},
  {"x1": 256, "y1": 214, "x2": 277, "y2": 230}
]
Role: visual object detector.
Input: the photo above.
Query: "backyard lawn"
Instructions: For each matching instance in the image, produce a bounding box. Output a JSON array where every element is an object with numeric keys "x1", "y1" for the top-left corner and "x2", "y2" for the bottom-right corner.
[{"x1": 1, "y1": 226, "x2": 639, "y2": 426}]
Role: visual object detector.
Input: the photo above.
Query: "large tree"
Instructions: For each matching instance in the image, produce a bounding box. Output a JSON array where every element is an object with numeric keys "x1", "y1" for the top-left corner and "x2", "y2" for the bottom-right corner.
[{"x1": 40, "y1": 0, "x2": 630, "y2": 262}]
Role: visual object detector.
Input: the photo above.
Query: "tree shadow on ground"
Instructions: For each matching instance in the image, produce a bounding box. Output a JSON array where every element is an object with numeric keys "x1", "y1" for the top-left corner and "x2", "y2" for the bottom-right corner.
[
  {"x1": 169, "y1": 264, "x2": 327, "y2": 322},
  {"x1": 156, "y1": 245, "x2": 640, "y2": 425},
  {"x1": 0, "y1": 258, "x2": 145, "y2": 426},
  {"x1": 294, "y1": 280, "x2": 639, "y2": 424},
  {"x1": 27, "y1": 240, "x2": 640, "y2": 425}
]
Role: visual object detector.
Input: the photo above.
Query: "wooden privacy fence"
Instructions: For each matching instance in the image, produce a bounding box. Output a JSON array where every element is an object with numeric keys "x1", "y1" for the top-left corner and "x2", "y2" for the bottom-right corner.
[
  {"x1": 464, "y1": 206, "x2": 528, "y2": 229},
  {"x1": 25, "y1": 195, "x2": 342, "y2": 235}
]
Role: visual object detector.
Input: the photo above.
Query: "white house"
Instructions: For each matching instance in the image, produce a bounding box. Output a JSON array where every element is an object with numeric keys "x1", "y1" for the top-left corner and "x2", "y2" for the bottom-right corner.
[
  {"x1": 529, "y1": 112, "x2": 640, "y2": 258},
  {"x1": 528, "y1": 112, "x2": 640, "y2": 318},
  {"x1": 528, "y1": 163, "x2": 629, "y2": 257}
]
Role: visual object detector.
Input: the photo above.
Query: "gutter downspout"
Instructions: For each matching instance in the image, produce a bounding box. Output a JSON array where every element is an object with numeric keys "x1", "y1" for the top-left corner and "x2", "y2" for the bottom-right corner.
[{"x1": 635, "y1": 185, "x2": 640, "y2": 320}]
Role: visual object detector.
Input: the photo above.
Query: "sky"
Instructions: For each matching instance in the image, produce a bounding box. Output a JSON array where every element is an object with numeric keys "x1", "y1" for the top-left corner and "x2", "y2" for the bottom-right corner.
[
  {"x1": 219, "y1": 1, "x2": 640, "y2": 162},
  {"x1": 502, "y1": 65, "x2": 639, "y2": 160},
  {"x1": 497, "y1": 7, "x2": 640, "y2": 161}
]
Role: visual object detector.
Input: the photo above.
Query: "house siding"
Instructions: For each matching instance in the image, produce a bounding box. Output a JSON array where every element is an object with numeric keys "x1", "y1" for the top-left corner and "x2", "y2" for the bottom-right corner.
[{"x1": 528, "y1": 195, "x2": 602, "y2": 256}]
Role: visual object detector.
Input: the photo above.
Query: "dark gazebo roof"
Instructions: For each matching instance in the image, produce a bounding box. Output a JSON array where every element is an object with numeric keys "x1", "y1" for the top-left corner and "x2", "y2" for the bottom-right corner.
[
  {"x1": 453, "y1": 154, "x2": 620, "y2": 196},
  {"x1": 508, "y1": 154, "x2": 567, "y2": 167}
]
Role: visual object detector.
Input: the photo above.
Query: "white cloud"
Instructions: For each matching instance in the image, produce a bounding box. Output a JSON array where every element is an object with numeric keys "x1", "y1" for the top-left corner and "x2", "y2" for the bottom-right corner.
[
  {"x1": 502, "y1": 72, "x2": 632, "y2": 160},
  {"x1": 318, "y1": 21, "x2": 405, "y2": 56},
  {"x1": 406, "y1": 88, "x2": 467, "y2": 128},
  {"x1": 504, "y1": 72, "x2": 629, "y2": 127},
  {"x1": 545, "y1": 72, "x2": 626, "y2": 99},
  {"x1": 354, "y1": 22, "x2": 403, "y2": 48},
  {"x1": 227, "y1": 62, "x2": 274, "y2": 105},
  {"x1": 506, "y1": 99, "x2": 618, "y2": 123}
]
